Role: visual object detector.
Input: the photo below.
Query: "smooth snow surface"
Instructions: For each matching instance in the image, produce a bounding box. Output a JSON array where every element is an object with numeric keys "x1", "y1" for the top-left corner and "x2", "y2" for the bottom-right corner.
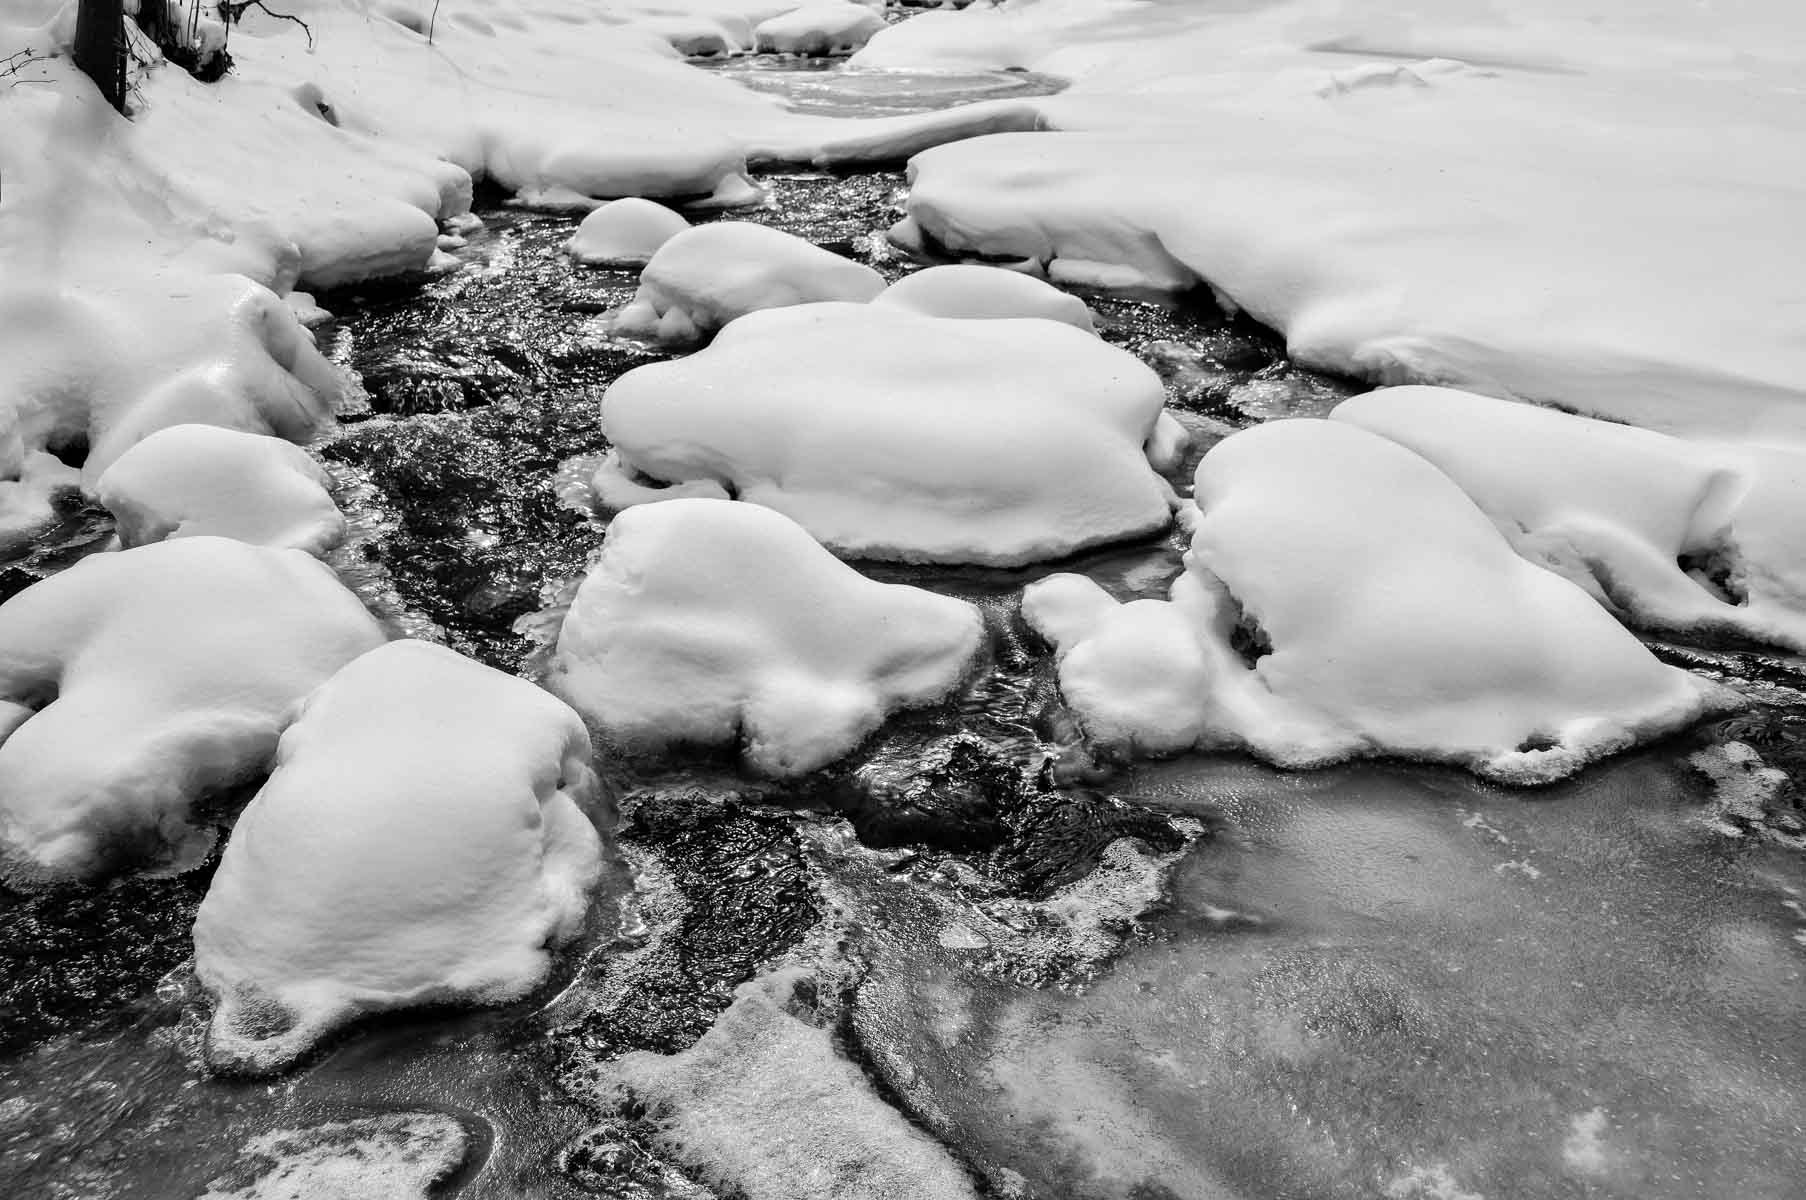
[
  {"x1": 564, "y1": 198, "x2": 690, "y2": 267},
  {"x1": 595, "y1": 302, "x2": 1183, "y2": 564},
  {"x1": 1025, "y1": 420, "x2": 1720, "y2": 783},
  {"x1": 754, "y1": 2, "x2": 886, "y2": 57},
  {"x1": 612, "y1": 222, "x2": 885, "y2": 346},
  {"x1": 547, "y1": 499, "x2": 981, "y2": 776},
  {"x1": 874, "y1": 264, "x2": 1095, "y2": 332},
  {"x1": 1334, "y1": 387, "x2": 1806, "y2": 653},
  {"x1": 96, "y1": 424, "x2": 345, "y2": 555},
  {"x1": 0, "y1": 538, "x2": 385, "y2": 883},
  {"x1": 194, "y1": 640, "x2": 604, "y2": 1075}
]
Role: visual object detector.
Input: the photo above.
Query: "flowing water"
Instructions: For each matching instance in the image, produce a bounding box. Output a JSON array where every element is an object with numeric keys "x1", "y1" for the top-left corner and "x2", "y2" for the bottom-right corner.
[{"x1": 3, "y1": 58, "x2": 1805, "y2": 1200}]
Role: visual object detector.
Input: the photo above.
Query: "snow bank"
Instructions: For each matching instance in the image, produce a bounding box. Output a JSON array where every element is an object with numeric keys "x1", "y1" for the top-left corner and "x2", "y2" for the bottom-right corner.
[
  {"x1": 607, "y1": 968, "x2": 981, "y2": 1200},
  {"x1": 547, "y1": 499, "x2": 981, "y2": 776},
  {"x1": 1025, "y1": 419, "x2": 1719, "y2": 783},
  {"x1": 874, "y1": 264, "x2": 1095, "y2": 332},
  {"x1": 0, "y1": 538, "x2": 385, "y2": 883},
  {"x1": 1334, "y1": 387, "x2": 1806, "y2": 653},
  {"x1": 753, "y1": 2, "x2": 885, "y2": 57},
  {"x1": 564, "y1": 198, "x2": 690, "y2": 267},
  {"x1": 593, "y1": 301, "x2": 1185, "y2": 564},
  {"x1": 612, "y1": 222, "x2": 885, "y2": 346},
  {"x1": 194, "y1": 639, "x2": 604, "y2": 1075},
  {"x1": 96, "y1": 424, "x2": 345, "y2": 555}
]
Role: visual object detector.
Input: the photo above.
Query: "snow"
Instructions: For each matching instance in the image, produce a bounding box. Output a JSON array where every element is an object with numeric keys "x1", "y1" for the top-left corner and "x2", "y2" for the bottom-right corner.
[
  {"x1": 95, "y1": 424, "x2": 345, "y2": 555},
  {"x1": 753, "y1": 2, "x2": 885, "y2": 57},
  {"x1": 194, "y1": 639, "x2": 604, "y2": 1074},
  {"x1": 0, "y1": 537, "x2": 385, "y2": 884},
  {"x1": 200, "y1": 1113, "x2": 468, "y2": 1200},
  {"x1": 546, "y1": 498, "x2": 981, "y2": 776},
  {"x1": 874, "y1": 264, "x2": 1095, "y2": 333},
  {"x1": 1025, "y1": 419, "x2": 1720, "y2": 783},
  {"x1": 564, "y1": 198, "x2": 690, "y2": 267},
  {"x1": 1333, "y1": 386, "x2": 1806, "y2": 653},
  {"x1": 593, "y1": 301, "x2": 1185, "y2": 565},
  {"x1": 611, "y1": 221, "x2": 885, "y2": 346}
]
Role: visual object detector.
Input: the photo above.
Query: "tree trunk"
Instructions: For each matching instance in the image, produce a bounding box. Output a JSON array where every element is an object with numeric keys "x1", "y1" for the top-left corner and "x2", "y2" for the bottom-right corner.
[{"x1": 72, "y1": 0, "x2": 125, "y2": 113}]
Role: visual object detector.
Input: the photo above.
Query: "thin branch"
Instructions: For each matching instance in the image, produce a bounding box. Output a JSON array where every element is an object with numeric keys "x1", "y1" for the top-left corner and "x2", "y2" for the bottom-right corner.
[{"x1": 221, "y1": 0, "x2": 314, "y2": 50}]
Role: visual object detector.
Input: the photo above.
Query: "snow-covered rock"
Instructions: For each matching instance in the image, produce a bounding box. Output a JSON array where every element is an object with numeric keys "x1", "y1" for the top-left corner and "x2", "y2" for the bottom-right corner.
[
  {"x1": 95, "y1": 424, "x2": 345, "y2": 555},
  {"x1": 194, "y1": 639, "x2": 604, "y2": 1074},
  {"x1": 547, "y1": 499, "x2": 981, "y2": 775},
  {"x1": 1333, "y1": 386, "x2": 1806, "y2": 653},
  {"x1": 564, "y1": 198, "x2": 691, "y2": 267},
  {"x1": 1025, "y1": 419, "x2": 1720, "y2": 783},
  {"x1": 612, "y1": 222, "x2": 885, "y2": 346},
  {"x1": 753, "y1": 2, "x2": 886, "y2": 57},
  {"x1": 874, "y1": 264, "x2": 1096, "y2": 333},
  {"x1": 592, "y1": 301, "x2": 1186, "y2": 564},
  {"x1": 0, "y1": 538, "x2": 385, "y2": 883}
]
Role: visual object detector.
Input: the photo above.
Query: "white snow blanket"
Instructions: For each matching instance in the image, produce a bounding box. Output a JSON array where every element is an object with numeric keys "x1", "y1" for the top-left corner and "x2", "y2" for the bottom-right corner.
[
  {"x1": 1025, "y1": 419, "x2": 1720, "y2": 783},
  {"x1": 1334, "y1": 386, "x2": 1806, "y2": 654},
  {"x1": 593, "y1": 301, "x2": 1187, "y2": 564},
  {"x1": 194, "y1": 639, "x2": 604, "y2": 1074},
  {"x1": 96, "y1": 424, "x2": 345, "y2": 555},
  {"x1": 0, "y1": 538, "x2": 385, "y2": 883},
  {"x1": 754, "y1": 2, "x2": 886, "y2": 57},
  {"x1": 547, "y1": 499, "x2": 981, "y2": 776},
  {"x1": 565, "y1": 198, "x2": 691, "y2": 267},
  {"x1": 874, "y1": 264, "x2": 1095, "y2": 333},
  {"x1": 612, "y1": 222, "x2": 885, "y2": 346}
]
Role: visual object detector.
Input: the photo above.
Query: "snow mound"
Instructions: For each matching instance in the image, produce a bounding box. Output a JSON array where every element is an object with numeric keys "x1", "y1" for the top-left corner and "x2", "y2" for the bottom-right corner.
[
  {"x1": 1334, "y1": 386, "x2": 1806, "y2": 652},
  {"x1": 95, "y1": 424, "x2": 345, "y2": 555},
  {"x1": 200, "y1": 1113, "x2": 468, "y2": 1200},
  {"x1": 0, "y1": 538, "x2": 385, "y2": 884},
  {"x1": 874, "y1": 264, "x2": 1095, "y2": 332},
  {"x1": 564, "y1": 198, "x2": 690, "y2": 267},
  {"x1": 547, "y1": 499, "x2": 982, "y2": 776},
  {"x1": 194, "y1": 639, "x2": 604, "y2": 1075},
  {"x1": 593, "y1": 302, "x2": 1185, "y2": 564},
  {"x1": 607, "y1": 968, "x2": 981, "y2": 1200},
  {"x1": 1025, "y1": 419, "x2": 1719, "y2": 783},
  {"x1": 612, "y1": 222, "x2": 885, "y2": 346},
  {"x1": 754, "y1": 2, "x2": 886, "y2": 56}
]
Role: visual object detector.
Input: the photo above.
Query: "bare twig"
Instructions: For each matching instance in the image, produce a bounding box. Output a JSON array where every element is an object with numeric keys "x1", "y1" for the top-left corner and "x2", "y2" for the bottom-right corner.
[
  {"x1": 221, "y1": 0, "x2": 314, "y2": 50},
  {"x1": 428, "y1": 0, "x2": 443, "y2": 45}
]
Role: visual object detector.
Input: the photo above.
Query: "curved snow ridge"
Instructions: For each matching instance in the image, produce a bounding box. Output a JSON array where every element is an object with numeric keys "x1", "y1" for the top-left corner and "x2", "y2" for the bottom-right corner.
[
  {"x1": 1026, "y1": 420, "x2": 1728, "y2": 785},
  {"x1": 546, "y1": 499, "x2": 984, "y2": 776},
  {"x1": 195, "y1": 639, "x2": 605, "y2": 1076},
  {"x1": 1333, "y1": 386, "x2": 1806, "y2": 654},
  {"x1": 594, "y1": 301, "x2": 1187, "y2": 566}
]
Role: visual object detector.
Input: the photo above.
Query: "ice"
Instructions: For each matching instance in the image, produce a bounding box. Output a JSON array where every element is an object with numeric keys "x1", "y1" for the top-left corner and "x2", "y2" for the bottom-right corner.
[
  {"x1": 753, "y1": 2, "x2": 885, "y2": 57},
  {"x1": 611, "y1": 221, "x2": 885, "y2": 346},
  {"x1": 564, "y1": 198, "x2": 691, "y2": 268},
  {"x1": 873, "y1": 264, "x2": 1096, "y2": 332},
  {"x1": 200, "y1": 1113, "x2": 468, "y2": 1200},
  {"x1": 194, "y1": 639, "x2": 604, "y2": 1075},
  {"x1": 96, "y1": 424, "x2": 345, "y2": 555},
  {"x1": 546, "y1": 499, "x2": 981, "y2": 776},
  {"x1": 1025, "y1": 419, "x2": 1721, "y2": 783},
  {"x1": 593, "y1": 301, "x2": 1185, "y2": 565},
  {"x1": 0, "y1": 538, "x2": 385, "y2": 884}
]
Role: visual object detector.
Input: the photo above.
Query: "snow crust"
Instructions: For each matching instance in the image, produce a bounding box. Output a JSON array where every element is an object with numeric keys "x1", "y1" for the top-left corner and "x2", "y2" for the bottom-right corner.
[
  {"x1": 564, "y1": 198, "x2": 690, "y2": 267},
  {"x1": 96, "y1": 424, "x2": 345, "y2": 555},
  {"x1": 874, "y1": 264, "x2": 1095, "y2": 332},
  {"x1": 0, "y1": 538, "x2": 385, "y2": 883},
  {"x1": 547, "y1": 499, "x2": 981, "y2": 776},
  {"x1": 613, "y1": 222, "x2": 885, "y2": 346},
  {"x1": 595, "y1": 301, "x2": 1184, "y2": 564},
  {"x1": 194, "y1": 639, "x2": 603, "y2": 1074},
  {"x1": 1025, "y1": 420, "x2": 1720, "y2": 783},
  {"x1": 753, "y1": 2, "x2": 885, "y2": 57}
]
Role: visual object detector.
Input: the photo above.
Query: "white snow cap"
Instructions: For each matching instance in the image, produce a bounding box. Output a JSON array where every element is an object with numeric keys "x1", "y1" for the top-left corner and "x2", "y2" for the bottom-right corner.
[
  {"x1": 611, "y1": 222, "x2": 885, "y2": 347},
  {"x1": 564, "y1": 198, "x2": 691, "y2": 268},
  {"x1": 0, "y1": 538, "x2": 385, "y2": 883},
  {"x1": 874, "y1": 264, "x2": 1096, "y2": 333},
  {"x1": 753, "y1": 2, "x2": 887, "y2": 57},
  {"x1": 96, "y1": 424, "x2": 346, "y2": 556},
  {"x1": 547, "y1": 499, "x2": 982, "y2": 776},
  {"x1": 1333, "y1": 386, "x2": 1806, "y2": 653},
  {"x1": 593, "y1": 301, "x2": 1186, "y2": 565},
  {"x1": 1025, "y1": 419, "x2": 1720, "y2": 783},
  {"x1": 195, "y1": 639, "x2": 605, "y2": 1075}
]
